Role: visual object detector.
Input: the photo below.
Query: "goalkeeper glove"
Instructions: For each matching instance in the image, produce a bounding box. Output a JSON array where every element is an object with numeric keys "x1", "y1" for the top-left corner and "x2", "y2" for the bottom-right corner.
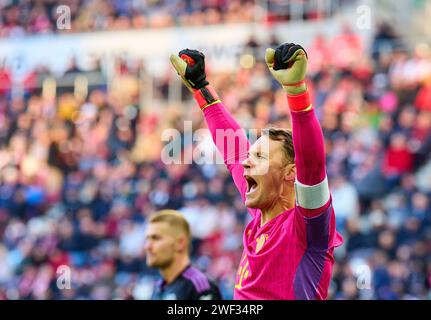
[
  {"x1": 170, "y1": 49, "x2": 221, "y2": 110},
  {"x1": 265, "y1": 43, "x2": 311, "y2": 111}
]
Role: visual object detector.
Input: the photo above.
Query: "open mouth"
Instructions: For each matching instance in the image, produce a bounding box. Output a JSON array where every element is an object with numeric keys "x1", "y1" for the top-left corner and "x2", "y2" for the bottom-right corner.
[{"x1": 245, "y1": 175, "x2": 258, "y2": 195}]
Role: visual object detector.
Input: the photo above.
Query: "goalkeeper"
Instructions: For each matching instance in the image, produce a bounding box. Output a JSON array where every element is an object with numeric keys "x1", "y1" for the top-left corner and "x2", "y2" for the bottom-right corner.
[{"x1": 170, "y1": 43, "x2": 343, "y2": 300}]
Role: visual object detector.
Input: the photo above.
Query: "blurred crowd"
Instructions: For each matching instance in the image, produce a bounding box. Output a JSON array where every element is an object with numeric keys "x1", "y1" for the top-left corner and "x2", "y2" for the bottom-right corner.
[
  {"x1": 0, "y1": 0, "x2": 347, "y2": 38},
  {"x1": 0, "y1": 21, "x2": 431, "y2": 300}
]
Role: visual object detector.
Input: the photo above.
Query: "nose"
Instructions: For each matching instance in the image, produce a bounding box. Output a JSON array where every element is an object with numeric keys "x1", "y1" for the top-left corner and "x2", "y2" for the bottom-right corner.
[{"x1": 242, "y1": 157, "x2": 251, "y2": 169}]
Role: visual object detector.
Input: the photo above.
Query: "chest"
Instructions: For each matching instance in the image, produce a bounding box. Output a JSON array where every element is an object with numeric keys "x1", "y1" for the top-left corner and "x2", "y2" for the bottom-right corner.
[{"x1": 243, "y1": 214, "x2": 302, "y2": 257}]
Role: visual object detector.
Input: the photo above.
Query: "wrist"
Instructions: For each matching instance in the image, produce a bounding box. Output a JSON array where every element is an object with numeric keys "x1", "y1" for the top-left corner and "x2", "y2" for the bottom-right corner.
[
  {"x1": 286, "y1": 88, "x2": 312, "y2": 112},
  {"x1": 284, "y1": 83, "x2": 307, "y2": 95},
  {"x1": 193, "y1": 85, "x2": 221, "y2": 110},
  {"x1": 282, "y1": 80, "x2": 307, "y2": 95}
]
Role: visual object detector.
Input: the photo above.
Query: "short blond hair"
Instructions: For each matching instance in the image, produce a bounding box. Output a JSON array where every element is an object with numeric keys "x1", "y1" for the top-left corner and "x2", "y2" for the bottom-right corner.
[{"x1": 149, "y1": 210, "x2": 191, "y2": 250}]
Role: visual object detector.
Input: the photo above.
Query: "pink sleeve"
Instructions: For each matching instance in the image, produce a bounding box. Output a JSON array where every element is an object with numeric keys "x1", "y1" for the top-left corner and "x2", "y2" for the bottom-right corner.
[
  {"x1": 202, "y1": 102, "x2": 253, "y2": 211},
  {"x1": 290, "y1": 104, "x2": 331, "y2": 218},
  {"x1": 288, "y1": 97, "x2": 342, "y2": 248},
  {"x1": 290, "y1": 109, "x2": 326, "y2": 186}
]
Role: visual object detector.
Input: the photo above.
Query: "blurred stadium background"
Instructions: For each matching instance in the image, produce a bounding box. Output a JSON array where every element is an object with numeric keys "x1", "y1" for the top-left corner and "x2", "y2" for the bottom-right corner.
[{"x1": 0, "y1": 0, "x2": 431, "y2": 300}]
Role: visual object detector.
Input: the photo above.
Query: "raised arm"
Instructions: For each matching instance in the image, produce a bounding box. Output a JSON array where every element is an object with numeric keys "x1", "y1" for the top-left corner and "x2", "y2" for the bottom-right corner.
[
  {"x1": 265, "y1": 43, "x2": 344, "y2": 253},
  {"x1": 170, "y1": 50, "x2": 251, "y2": 205},
  {"x1": 202, "y1": 102, "x2": 250, "y2": 203},
  {"x1": 264, "y1": 43, "x2": 330, "y2": 214}
]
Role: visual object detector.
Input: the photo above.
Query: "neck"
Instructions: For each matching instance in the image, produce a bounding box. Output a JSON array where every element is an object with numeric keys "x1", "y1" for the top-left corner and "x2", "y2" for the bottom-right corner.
[
  {"x1": 260, "y1": 184, "x2": 295, "y2": 226},
  {"x1": 160, "y1": 254, "x2": 190, "y2": 285}
]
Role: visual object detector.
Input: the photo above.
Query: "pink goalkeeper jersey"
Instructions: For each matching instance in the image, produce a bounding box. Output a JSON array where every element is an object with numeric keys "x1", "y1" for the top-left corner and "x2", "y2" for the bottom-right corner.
[
  {"x1": 202, "y1": 97, "x2": 343, "y2": 300},
  {"x1": 233, "y1": 202, "x2": 343, "y2": 299}
]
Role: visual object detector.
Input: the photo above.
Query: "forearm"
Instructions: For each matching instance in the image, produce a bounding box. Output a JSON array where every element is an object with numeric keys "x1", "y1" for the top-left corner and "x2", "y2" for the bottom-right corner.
[
  {"x1": 170, "y1": 49, "x2": 249, "y2": 199},
  {"x1": 289, "y1": 90, "x2": 326, "y2": 185},
  {"x1": 200, "y1": 94, "x2": 250, "y2": 171},
  {"x1": 195, "y1": 87, "x2": 249, "y2": 201}
]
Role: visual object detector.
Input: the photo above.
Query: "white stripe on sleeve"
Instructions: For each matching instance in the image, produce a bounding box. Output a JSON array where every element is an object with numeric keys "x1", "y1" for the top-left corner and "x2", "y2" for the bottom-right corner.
[{"x1": 294, "y1": 175, "x2": 330, "y2": 209}]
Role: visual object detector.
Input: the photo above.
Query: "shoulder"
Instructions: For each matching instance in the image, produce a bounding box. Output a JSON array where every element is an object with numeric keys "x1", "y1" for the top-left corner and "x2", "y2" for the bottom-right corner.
[
  {"x1": 295, "y1": 197, "x2": 333, "y2": 220},
  {"x1": 181, "y1": 266, "x2": 212, "y2": 295},
  {"x1": 181, "y1": 266, "x2": 222, "y2": 299}
]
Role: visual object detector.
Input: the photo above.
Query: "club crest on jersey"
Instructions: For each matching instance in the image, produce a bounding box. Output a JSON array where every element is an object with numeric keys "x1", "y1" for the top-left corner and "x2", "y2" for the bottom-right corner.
[{"x1": 255, "y1": 234, "x2": 268, "y2": 253}]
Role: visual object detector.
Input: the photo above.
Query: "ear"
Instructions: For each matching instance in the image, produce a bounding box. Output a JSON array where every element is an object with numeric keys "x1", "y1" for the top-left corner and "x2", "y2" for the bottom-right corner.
[
  {"x1": 284, "y1": 163, "x2": 296, "y2": 182},
  {"x1": 175, "y1": 235, "x2": 187, "y2": 253}
]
